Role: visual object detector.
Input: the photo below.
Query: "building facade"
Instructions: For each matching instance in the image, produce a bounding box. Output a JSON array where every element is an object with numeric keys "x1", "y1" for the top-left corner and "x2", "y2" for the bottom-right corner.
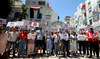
[
  {"x1": 25, "y1": 0, "x2": 58, "y2": 29},
  {"x1": 70, "y1": 18, "x2": 75, "y2": 31},
  {"x1": 86, "y1": 0, "x2": 100, "y2": 30},
  {"x1": 65, "y1": 16, "x2": 71, "y2": 30},
  {"x1": 8, "y1": 0, "x2": 23, "y2": 21}
]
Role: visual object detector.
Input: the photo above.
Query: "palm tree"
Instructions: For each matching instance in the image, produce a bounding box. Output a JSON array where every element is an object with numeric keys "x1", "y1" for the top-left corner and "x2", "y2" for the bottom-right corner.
[{"x1": 18, "y1": 4, "x2": 28, "y2": 21}]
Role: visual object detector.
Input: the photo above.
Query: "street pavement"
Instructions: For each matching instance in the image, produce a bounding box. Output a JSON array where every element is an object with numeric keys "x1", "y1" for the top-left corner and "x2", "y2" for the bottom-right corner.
[
  {"x1": 8, "y1": 52, "x2": 100, "y2": 59},
  {"x1": 7, "y1": 49, "x2": 100, "y2": 59}
]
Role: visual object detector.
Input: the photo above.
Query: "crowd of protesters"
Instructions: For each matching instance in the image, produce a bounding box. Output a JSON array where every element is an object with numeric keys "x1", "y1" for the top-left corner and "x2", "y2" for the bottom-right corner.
[{"x1": 0, "y1": 26, "x2": 100, "y2": 59}]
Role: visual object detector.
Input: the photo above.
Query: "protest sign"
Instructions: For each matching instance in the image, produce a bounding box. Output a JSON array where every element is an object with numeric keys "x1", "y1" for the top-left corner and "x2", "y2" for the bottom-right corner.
[
  {"x1": 77, "y1": 35, "x2": 86, "y2": 41},
  {"x1": 7, "y1": 22, "x2": 17, "y2": 27},
  {"x1": 31, "y1": 22, "x2": 39, "y2": 27}
]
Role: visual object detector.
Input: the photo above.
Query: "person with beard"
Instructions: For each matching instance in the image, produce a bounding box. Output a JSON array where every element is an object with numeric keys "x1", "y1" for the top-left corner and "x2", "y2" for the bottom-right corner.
[
  {"x1": 18, "y1": 28, "x2": 27, "y2": 57},
  {"x1": 86, "y1": 28, "x2": 99, "y2": 58}
]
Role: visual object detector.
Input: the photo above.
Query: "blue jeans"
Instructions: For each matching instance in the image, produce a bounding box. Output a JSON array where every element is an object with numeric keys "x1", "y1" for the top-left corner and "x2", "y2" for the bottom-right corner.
[
  {"x1": 18, "y1": 39, "x2": 26, "y2": 56},
  {"x1": 54, "y1": 42, "x2": 59, "y2": 55},
  {"x1": 46, "y1": 39, "x2": 52, "y2": 54},
  {"x1": 8, "y1": 41, "x2": 16, "y2": 56}
]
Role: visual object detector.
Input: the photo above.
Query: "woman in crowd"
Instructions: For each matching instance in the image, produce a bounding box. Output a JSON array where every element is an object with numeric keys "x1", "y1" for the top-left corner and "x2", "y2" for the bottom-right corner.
[
  {"x1": 27, "y1": 29, "x2": 36, "y2": 56},
  {"x1": 45, "y1": 30, "x2": 52, "y2": 56},
  {"x1": 84, "y1": 32, "x2": 89, "y2": 56},
  {"x1": 70, "y1": 31, "x2": 77, "y2": 55},
  {"x1": 0, "y1": 28, "x2": 8, "y2": 59},
  {"x1": 86, "y1": 28, "x2": 99, "y2": 58},
  {"x1": 58, "y1": 30, "x2": 63, "y2": 55},
  {"x1": 52, "y1": 32, "x2": 60, "y2": 57},
  {"x1": 77, "y1": 31, "x2": 86, "y2": 57},
  {"x1": 18, "y1": 28, "x2": 27, "y2": 57}
]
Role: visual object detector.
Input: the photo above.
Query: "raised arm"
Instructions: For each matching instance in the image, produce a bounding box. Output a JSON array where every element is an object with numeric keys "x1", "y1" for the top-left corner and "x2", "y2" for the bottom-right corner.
[
  {"x1": 7, "y1": 27, "x2": 11, "y2": 34},
  {"x1": 18, "y1": 26, "x2": 20, "y2": 34}
]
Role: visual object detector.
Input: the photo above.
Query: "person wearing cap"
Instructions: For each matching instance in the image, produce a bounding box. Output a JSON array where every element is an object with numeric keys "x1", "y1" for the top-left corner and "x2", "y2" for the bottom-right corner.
[
  {"x1": 86, "y1": 28, "x2": 99, "y2": 58},
  {"x1": 0, "y1": 28, "x2": 8, "y2": 59},
  {"x1": 7, "y1": 27, "x2": 19, "y2": 57},
  {"x1": 18, "y1": 28, "x2": 27, "y2": 57},
  {"x1": 62, "y1": 28, "x2": 70, "y2": 57},
  {"x1": 27, "y1": 29, "x2": 36, "y2": 56}
]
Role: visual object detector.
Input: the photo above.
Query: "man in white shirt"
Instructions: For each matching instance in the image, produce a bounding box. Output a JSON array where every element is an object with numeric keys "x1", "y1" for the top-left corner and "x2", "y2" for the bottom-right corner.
[
  {"x1": 62, "y1": 28, "x2": 70, "y2": 57},
  {"x1": 7, "y1": 27, "x2": 19, "y2": 57}
]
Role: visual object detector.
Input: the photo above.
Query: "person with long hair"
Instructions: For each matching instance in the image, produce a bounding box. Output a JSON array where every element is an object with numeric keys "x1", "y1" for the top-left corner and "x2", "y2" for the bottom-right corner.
[
  {"x1": 18, "y1": 28, "x2": 27, "y2": 57},
  {"x1": 77, "y1": 31, "x2": 86, "y2": 57},
  {"x1": 70, "y1": 31, "x2": 77, "y2": 56},
  {"x1": 45, "y1": 30, "x2": 52, "y2": 56},
  {"x1": 52, "y1": 32, "x2": 60, "y2": 57},
  {"x1": 0, "y1": 28, "x2": 8, "y2": 59},
  {"x1": 86, "y1": 28, "x2": 99, "y2": 58}
]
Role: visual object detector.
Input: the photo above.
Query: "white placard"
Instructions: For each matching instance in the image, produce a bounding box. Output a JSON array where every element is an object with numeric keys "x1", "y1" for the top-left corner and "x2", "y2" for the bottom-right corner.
[
  {"x1": 0, "y1": 18, "x2": 7, "y2": 24},
  {"x1": 16, "y1": 21, "x2": 24, "y2": 27},
  {"x1": 7, "y1": 22, "x2": 17, "y2": 27},
  {"x1": 77, "y1": 35, "x2": 86, "y2": 41},
  {"x1": 31, "y1": 22, "x2": 39, "y2": 27}
]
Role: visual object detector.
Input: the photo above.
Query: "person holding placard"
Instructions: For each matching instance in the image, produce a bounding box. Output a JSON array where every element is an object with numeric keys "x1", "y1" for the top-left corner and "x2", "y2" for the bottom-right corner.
[
  {"x1": 77, "y1": 31, "x2": 86, "y2": 57},
  {"x1": 27, "y1": 29, "x2": 36, "y2": 56},
  {"x1": 7, "y1": 27, "x2": 19, "y2": 57},
  {"x1": 18, "y1": 28, "x2": 27, "y2": 57}
]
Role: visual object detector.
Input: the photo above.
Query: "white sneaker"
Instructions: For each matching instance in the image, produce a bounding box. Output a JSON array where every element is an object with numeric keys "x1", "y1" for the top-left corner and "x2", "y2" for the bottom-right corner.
[{"x1": 54, "y1": 55, "x2": 56, "y2": 57}]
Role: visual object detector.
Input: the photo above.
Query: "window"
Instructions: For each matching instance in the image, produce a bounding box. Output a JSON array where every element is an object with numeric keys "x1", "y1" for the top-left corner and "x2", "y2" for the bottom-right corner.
[
  {"x1": 88, "y1": 2, "x2": 91, "y2": 5},
  {"x1": 99, "y1": 13, "x2": 100, "y2": 19},
  {"x1": 89, "y1": 10, "x2": 91, "y2": 13},
  {"x1": 67, "y1": 22, "x2": 70, "y2": 24},
  {"x1": 99, "y1": 4, "x2": 100, "y2": 8},
  {"x1": 38, "y1": 1, "x2": 45, "y2": 5},
  {"x1": 89, "y1": 19, "x2": 92, "y2": 25}
]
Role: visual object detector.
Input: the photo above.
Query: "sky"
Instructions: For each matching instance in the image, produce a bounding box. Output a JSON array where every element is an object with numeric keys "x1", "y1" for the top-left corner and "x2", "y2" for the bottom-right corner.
[{"x1": 22, "y1": 0, "x2": 85, "y2": 22}]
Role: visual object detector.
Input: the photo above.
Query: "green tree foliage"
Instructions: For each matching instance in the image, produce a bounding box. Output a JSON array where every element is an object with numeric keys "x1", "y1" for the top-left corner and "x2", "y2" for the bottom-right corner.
[{"x1": 18, "y1": 4, "x2": 28, "y2": 21}]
